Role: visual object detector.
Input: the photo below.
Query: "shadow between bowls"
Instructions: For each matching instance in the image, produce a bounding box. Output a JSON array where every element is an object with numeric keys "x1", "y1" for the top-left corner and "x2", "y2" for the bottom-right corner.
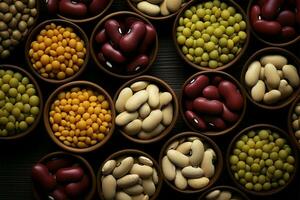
[
  {"x1": 226, "y1": 124, "x2": 299, "y2": 196},
  {"x1": 198, "y1": 185, "x2": 250, "y2": 200},
  {"x1": 240, "y1": 47, "x2": 300, "y2": 110},
  {"x1": 159, "y1": 132, "x2": 223, "y2": 194},
  {"x1": 287, "y1": 95, "x2": 300, "y2": 150},
  {"x1": 172, "y1": 0, "x2": 250, "y2": 71},
  {"x1": 43, "y1": 81, "x2": 116, "y2": 153},
  {"x1": 0, "y1": 64, "x2": 43, "y2": 141},
  {"x1": 247, "y1": 0, "x2": 300, "y2": 47},
  {"x1": 97, "y1": 149, "x2": 163, "y2": 200},
  {"x1": 113, "y1": 75, "x2": 179, "y2": 144},
  {"x1": 32, "y1": 151, "x2": 96, "y2": 200},
  {"x1": 90, "y1": 11, "x2": 158, "y2": 79},
  {"x1": 25, "y1": 19, "x2": 90, "y2": 84},
  {"x1": 180, "y1": 71, "x2": 247, "y2": 136}
]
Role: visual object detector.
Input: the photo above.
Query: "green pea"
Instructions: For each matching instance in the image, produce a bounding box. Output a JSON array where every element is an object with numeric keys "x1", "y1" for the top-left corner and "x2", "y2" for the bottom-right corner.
[
  {"x1": 255, "y1": 149, "x2": 263, "y2": 157},
  {"x1": 262, "y1": 152, "x2": 269, "y2": 160},
  {"x1": 0, "y1": 117, "x2": 8, "y2": 125},
  {"x1": 210, "y1": 15, "x2": 217, "y2": 23},
  {"x1": 271, "y1": 182, "x2": 279, "y2": 188},
  {"x1": 204, "y1": 41, "x2": 215, "y2": 52},
  {"x1": 195, "y1": 47, "x2": 204, "y2": 57},
  {"x1": 13, "y1": 72, "x2": 22, "y2": 81},
  {"x1": 177, "y1": 35, "x2": 186, "y2": 45},
  {"x1": 5, "y1": 102, "x2": 13, "y2": 112},
  {"x1": 230, "y1": 155, "x2": 239, "y2": 165},
  {"x1": 236, "y1": 140, "x2": 245, "y2": 149},
  {"x1": 239, "y1": 21, "x2": 247, "y2": 30},
  {"x1": 23, "y1": 104, "x2": 31, "y2": 113},
  {"x1": 182, "y1": 28, "x2": 192, "y2": 37},
  {"x1": 220, "y1": 2, "x2": 228, "y2": 9},
  {"x1": 186, "y1": 22, "x2": 193, "y2": 28},
  {"x1": 2, "y1": 74, "x2": 12, "y2": 83},
  {"x1": 202, "y1": 53, "x2": 209, "y2": 61},
  {"x1": 196, "y1": 38, "x2": 205, "y2": 47},
  {"x1": 208, "y1": 60, "x2": 218, "y2": 68},
  {"x1": 9, "y1": 77, "x2": 19, "y2": 88},
  {"x1": 185, "y1": 38, "x2": 194, "y2": 48},
  {"x1": 191, "y1": 14, "x2": 199, "y2": 23},
  {"x1": 196, "y1": 8, "x2": 205, "y2": 18},
  {"x1": 188, "y1": 48, "x2": 194, "y2": 56},
  {"x1": 12, "y1": 107, "x2": 21, "y2": 117},
  {"x1": 252, "y1": 175, "x2": 258, "y2": 184},
  {"x1": 19, "y1": 121, "x2": 28, "y2": 131},
  {"x1": 251, "y1": 163, "x2": 260, "y2": 172},
  {"x1": 221, "y1": 10, "x2": 230, "y2": 20},
  {"x1": 193, "y1": 30, "x2": 201, "y2": 39},
  {"x1": 254, "y1": 183, "x2": 262, "y2": 191},
  {"x1": 267, "y1": 166, "x2": 276, "y2": 174},
  {"x1": 232, "y1": 36, "x2": 240, "y2": 44},
  {"x1": 194, "y1": 57, "x2": 202, "y2": 64},
  {"x1": 184, "y1": 10, "x2": 193, "y2": 18},
  {"x1": 190, "y1": 6, "x2": 197, "y2": 13},
  {"x1": 22, "y1": 94, "x2": 30, "y2": 103},
  {"x1": 234, "y1": 23, "x2": 241, "y2": 32},
  {"x1": 263, "y1": 182, "x2": 271, "y2": 190},
  {"x1": 225, "y1": 26, "x2": 234, "y2": 36},
  {"x1": 242, "y1": 144, "x2": 250, "y2": 153},
  {"x1": 6, "y1": 121, "x2": 15, "y2": 131},
  {"x1": 8, "y1": 115, "x2": 16, "y2": 123},
  {"x1": 240, "y1": 178, "x2": 246, "y2": 185},
  {"x1": 30, "y1": 106, "x2": 39, "y2": 115},
  {"x1": 209, "y1": 50, "x2": 219, "y2": 60},
  {"x1": 234, "y1": 172, "x2": 239, "y2": 179},
  {"x1": 274, "y1": 169, "x2": 283, "y2": 179},
  {"x1": 1, "y1": 83, "x2": 10, "y2": 92},
  {"x1": 228, "y1": 16, "x2": 236, "y2": 26},
  {"x1": 233, "y1": 148, "x2": 241, "y2": 156},
  {"x1": 234, "y1": 13, "x2": 243, "y2": 22},
  {"x1": 195, "y1": 21, "x2": 204, "y2": 31},
  {"x1": 278, "y1": 150, "x2": 288, "y2": 160},
  {"x1": 220, "y1": 20, "x2": 229, "y2": 27},
  {"x1": 203, "y1": 14, "x2": 210, "y2": 22},
  {"x1": 21, "y1": 77, "x2": 29, "y2": 85},
  {"x1": 237, "y1": 161, "x2": 246, "y2": 169},
  {"x1": 220, "y1": 54, "x2": 229, "y2": 63},
  {"x1": 246, "y1": 157, "x2": 254, "y2": 165},
  {"x1": 238, "y1": 169, "x2": 245, "y2": 178},
  {"x1": 8, "y1": 88, "x2": 17, "y2": 97},
  {"x1": 245, "y1": 182, "x2": 253, "y2": 190},
  {"x1": 287, "y1": 155, "x2": 295, "y2": 164},
  {"x1": 202, "y1": 33, "x2": 210, "y2": 42},
  {"x1": 186, "y1": 54, "x2": 194, "y2": 62},
  {"x1": 25, "y1": 116, "x2": 35, "y2": 125},
  {"x1": 286, "y1": 164, "x2": 294, "y2": 173},
  {"x1": 228, "y1": 53, "x2": 235, "y2": 60},
  {"x1": 238, "y1": 31, "x2": 247, "y2": 40},
  {"x1": 212, "y1": 0, "x2": 221, "y2": 7},
  {"x1": 17, "y1": 85, "x2": 26, "y2": 94}
]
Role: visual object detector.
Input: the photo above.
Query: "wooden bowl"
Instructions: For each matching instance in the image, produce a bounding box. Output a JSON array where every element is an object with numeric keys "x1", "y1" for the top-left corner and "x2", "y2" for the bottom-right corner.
[
  {"x1": 247, "y1": 0, "x2": 300, "y2": 47},
  {"x1": 172, "y1": 0, "x2": 250, "y2": 71},
  {"x1": 90, "y1": 11, "x2": 158, "y2": 79},
  {"x1": 25, "y1": 19, "x2": 90, "y2": 84},
  {"x1": 198, "y1": 185, "x2": 250, "y2": 200},
  {"x1": 113, "y1": 75, "x2": 179, "y2": 143},
  {"x1": 226, "y1": 124, "x2": 299, "y2": 196},
  {"x1": 159, "y1": 132, "x2": 223, "y2": 194},
  {"x1": 97, "y1": 149, "x2": 163, "y2": 200},
  {"x1": 32, "y1": 151, "x2": 96, "y2": 200},
  {"x1": 0, "y1": 64, "x2": 43, "y2": 140},
  {"x1": 240, "y1": 47, "x2": 300, "y2": 110},
  {"x1": 44, "y1": 81, "x2": 116, "y2": 153},
  {"x1": 180, "y1": 71, "x2": 247, "y2": 136},
  {"x1": 287, "y1": 96, "x2": 300, "y2": 150}
]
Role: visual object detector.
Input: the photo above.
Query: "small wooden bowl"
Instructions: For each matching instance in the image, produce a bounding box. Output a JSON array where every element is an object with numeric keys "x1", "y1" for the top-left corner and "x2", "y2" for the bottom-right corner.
[
  {"x1": 25, "y1": 19, "x2": 90, "y2": 84},
  {"x1": 32, "y1": 151, "x2": 96, "y2": 200},
  {"x1": 287, "y1": 96, "x2": 300, "y2": 150},
  {"x1": 240, "y1": 47, "x2": 300, "y2": 110},
  {"x1": 113, "y1": 75, "x2": 179, "y2": 144},
  {"x1": 90, "y1": 11, "x2": 158, "y2": 79},
  {"x1": 247, "y1": 0, "x2": 300, "y2": 47},
  {"x1": 172, "y1": 0, "x2": 250, "y2": 71},
  {"x1": 44, "y1": 81, "x2": 116, "y2": 153},
  {"x1": 159, "y1": 132, "x2": 223, "y2": 194},
  {"x1": 97, "y1": 149, "x2": 163, "y2": 200},
  {"x1": 0, "y1": 64, "x2": 43, "y2": 141},
  {"x1": 226, "y1": 124, "x2": 299, "y2": 196},
  {"x1": 198, "y1": 185, "x2": 250, "y2": 200},
  {"x1": 180, "y1": 71, "x2": 247, "y2": 136}
]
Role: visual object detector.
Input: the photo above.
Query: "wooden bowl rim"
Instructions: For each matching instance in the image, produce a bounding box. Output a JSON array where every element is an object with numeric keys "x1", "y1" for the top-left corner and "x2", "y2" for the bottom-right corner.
[
  {"x1": 198, "y1": 185, "x2": 250, "y2": 200},
  {"x1": 287, "y1": 95, "x2": 300, "y2": 150}
]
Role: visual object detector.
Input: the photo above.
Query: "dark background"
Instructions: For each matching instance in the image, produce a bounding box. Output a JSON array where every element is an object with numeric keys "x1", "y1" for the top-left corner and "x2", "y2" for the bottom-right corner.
[{"x1": 0, "y1": 0, "x2": 300, "y2": 199}]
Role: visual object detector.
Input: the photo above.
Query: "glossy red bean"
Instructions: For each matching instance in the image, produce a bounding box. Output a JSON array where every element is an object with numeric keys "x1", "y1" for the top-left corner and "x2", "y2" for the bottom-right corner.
[
  {"x1": 50, "y1": 187, "x2": 68, "y2": 200},
  {"x1": 184, "y1": 75, "x2": 209, "y2": 99},
  {"x1": 65, "y1": 175, "x2": 90, "y2": 197},
  {"x1": 221, "y1": 104, "x2": 239, "y2": 123},
  {"x1": 139, "y1": 25, "x2": 156, "y2": 53},
  {"x1": 47, "y1": 0, "x2": 59, "y2": 14},
  {"x1": 184, "y1": 100, "x2": 193, "y2": 110},
  {"x1": 193, "y1": 97, "x2": 223, "y2": 115},
  {"x1": 250, "y1": 5, "x2": 261, "y2": 24},
  {"x1": 261, "y1": 0, "x2": 283, "y2": 19},
  {"x1": 119, "y1": 21, "x2": 146, "y2": 53},
  {"x1": 185, "y1": 110, "x2": 207, "y2": 130},
  {"x1": 211, "y1": 76, "x2": 223, "y2": 86},
  {"x1": 95, "y1": 29, "x2": 108, "y2": 44},
  {"x1": 126, "y1": 54, "x2": 149, "y2": 72},
  {"x1": 46, "y1": 158, "x2": 73, "y2": 173},
  {"x1": 125, "y1": 17, "x2": 141, "y2": 27},
  {"x1": 89, "y1": 0, "x2": 109, "y2": 15},
  {"x1": 202, "y1": 85, "x2": 220, "y2": 100},
  {"x1": 206, "y1": 117, "x2": 227, "y2": 130},
  {"x1": 56, "y1": 166, "x2": 84, "y2": 183},
  {"x1": 105, "y1": 19, "x2": 122, "y2": 45},
  {"x1": 101, "y1": 43, "x2": 126, "y2": 64},
  {"x1": 59, "y1": 0, "x2": 87, "y2": 17},
  {"x1": 253, "y1": 20, "x2": 282, "y2": 35},
  {"x1": 277, "y1": 10, "x2": 295, "y2": 26},
  {"x1": 218, "y1": 81, "x2": 243, "y2": 111},
  {"x1": 281, "y1": 26, "x2": 296, "y2": 38},
  {"x1": 32, "y1": 163, "x2": 56, "y2": 191}
]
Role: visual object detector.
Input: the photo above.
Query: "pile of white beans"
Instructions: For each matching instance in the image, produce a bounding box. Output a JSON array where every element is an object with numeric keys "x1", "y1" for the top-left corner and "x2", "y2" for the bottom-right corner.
[
  {"x1": 115, "y1": 81, "x2": 174, "y2": 140},
  {"x1": 101, "y1": 155, "x2": 159, "y2": 200},
  {"x1": 161, "y1": 136, "x2": 217, "y2": 190},
  {"x1": 245, "y1": 55, "x2": 300, "y2": 105},
  {"x1": 291, "y1": 102, "x2": 300, "y2": 144},
  {"x1": 204, "y1": 189, "x2": 243, "y2": 200}
]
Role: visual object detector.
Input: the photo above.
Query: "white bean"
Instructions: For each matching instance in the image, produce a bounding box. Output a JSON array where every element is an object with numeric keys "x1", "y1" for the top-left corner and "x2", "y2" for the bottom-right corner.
[
  {"x1": 206, "y1": 189, "x2": 221, "y2": 200},
  {"x1": 139, "y1": 103, "x2": 151, "y2": 119},
  {"x1": 263, "y1": 90, "x2": 281, "y2": 105},
  {"x1": 176, "y1": 141, "x2": 192, "y2": 155},
  {"x1": 174, "y1": 169, "x2": 187, "y2": 190},
  {"x1": 116, "y1": 191, "x2": 132, "y2": 200},
  {"x1": 137, "y1": 1, "x2": 160, "y2": 16},
  {"x1": 167, "y1": 149, "x2": 189, "y2": 168},
  {"x1": 124, "y1": 119, "x2": 142, "y2": 136},
  {"x1": 123, "y1": 184, "x2": 144, "y2": 196},
  {"x1": 282, "y1": 64, "x2": 300, "y2": 87},
  {"x1": 117, "y1": 174, "x2": 140, "y2": 188},
  {"x1": 181, "y1": 166, "x2": 204, "y2": 178},
  {"x1": 113, "y1": 157, "x2": 134, "y2": 178},
  {"x1": 142, "y1": 178, "x2": 156, "y2": 196},
  {"x1": 159, "y1": 92, "x2": 172, "y2": 108},
  {"x1": 125, "y1": 90, "x2": 149, "y2": 112},
  {"x1": 251, "y1": 80, "x2": 265, "y2": 102},
  {"x1": 166, "y1": 0, "x2": 182, "y2": 12},
  {"x1": 278, "y1": 79, "x2": 293, "y2": 99},
  {"x1": 245, "y1": 61, "x2": 261, "y2": 87},
  {"x1": 142, "y1": 109, "x2": 163, "y2": 132},
  {"x1": 131, "y1": 81, "x2": 149, "y2": 92},
  {"x1": 190, "y1": 139, "x2": 204, "y2": 167},
  {"x1": 162, "y1": 103, "x2": 173, "y2": 126},
  {"x1": 102, "y1": 175, "x2": 117, "y2": 200},
  {"x1": 201, "y1": 150, "x2": 215, "y2": 178},
  {"x1": 160, "y1": 0, "x2": 170, "y2": 16},
  {"x1": 116, "y1": 87, "x2": 133, "y2": 113},
  {"x1": 264, "y1": 63, "x2": 280, "y2": 89},
  {"x1": 187, "y1": 177, "x2": 209, "y2": 189},
  {"x1": 130, "y1": 163, "x2": 153, "y2": 179},
  {"x1": 146, "y1": 84, "x2": 160, "y2": 108},
  {"x1": 138, "y1": 156, "x2": 153, "y2": 166},
  {"x1": 102, "y1": 160, "x2": 117, "y2": 175},
  {"x1": 260, "y1": 55, "x2": 287, "y2": 69},
  {"x1": 116, "y1": 111, "x2": 138, "y2": 126},
  {"x1": 162, "y1": 156, "x2": 176, "y2": 181}
]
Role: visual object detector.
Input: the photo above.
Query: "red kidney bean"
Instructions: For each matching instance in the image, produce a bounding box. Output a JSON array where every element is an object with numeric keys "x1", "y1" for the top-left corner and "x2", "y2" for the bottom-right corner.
[
  {"x1": 193, "y1": 97, "x2": 223, "y2": 115},
  {"x1": 296, "y1": 0, "x2": 300, "y2": 25},
  {"x1": 261, "y1": 0, "x2": 283, "y2": 19},
  {"x1": 126, "y1": 54, "x2": 149, "y2": 72},
  {"x1": 119, "y1": 21, "x2": 146, "y2": 53},
  {"x1": 105, "y1": 19, "x2": 122, "y2": 45},
  {"x1": 89, "y1": 0, "x2": 109, "y2": 15},
  {"x1": 32, "y1": 164, "x2": 56, "y2": 191},
  {"x1": 202, "y1": 85, "x2": 220, "y2": 100},
  {"x1": 125, "y1": 17, "x2": 141, "y2": 27},
  {"x1": 65, "y1": 175, "x2": 90, "y2": 197},
  {"x1": 253, "y1": 20, "x2": 282, "y2": 35},
  {"x1": 139, "y1": 25, "x2": 156, "y2": 53},
  {"x1": 281, "y1": 26, "x2": 296, "y2": 38},
  {"x1": 95, "y1": 29, "x2": 108, "y2": 44},
  {"x1": 211, "y1": 76, "x2": 223, "y2": 86},
  {"x1": 185, "y1": 110, "x2": 207, "y2": 130},
  {"x1": 47, "y1": 0, "x2": 59, "y2": 14},
  {"x1": 257, "y1": 0, "x2": 269, "y2": 7},
  {"x1": 206, "y1": 117, "x2": 227, "y2": 130},
  {"x1": 218, "y1": 81, "x2": 243, "y2": 111},
  {"x1": 221, "y1": 104, "x2": 239, "y2": 123},
  {"x1": 50, "y1": 187, "x2": 68, "y2": 200},
  {"x1": 184, "y1": 75, "x2": 209, "y2": 99},
  {"x1": 56, "y1": 166, "x2": 84, "y2": 183},
  {"x1": 184, "y1": 100, "x2": 193, "y2": 110},
  {"x1": 101, "y1": 43, "x2": 126, "y2": 64},
  {"x1": 277, "y1": 10, "x2": 296, "y2": 26},
  {"x1": 46, "y1": 158, "x2": 73, "y2": 173},
  {"x1": 59, "y1": 0, "x2": 87, "y2": 17},
  {"x1": 250, "y1": 5, "x2": 261, "y2": 25}
]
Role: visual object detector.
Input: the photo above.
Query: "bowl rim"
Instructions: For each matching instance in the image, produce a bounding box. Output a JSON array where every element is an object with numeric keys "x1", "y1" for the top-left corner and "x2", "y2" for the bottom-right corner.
[
  {"x1": 197, "y1": 185, "x2": 250, "y2": 200},
  {"x1": 226, "y1": 123, "x2": 299, "y2": 196},
  {"x1": 158, "y1": 131, "x2": 224, "y2": 194},
  {"x1": 25, "y1": 19, "x2": 90, "y2": 84},
  {"x1": 113, "y1": 75, "x2": 179, "y2": 144},
  {"x1": 90, "y1": 11, "x2": 159, "y2": 79},
  {"x1": 97, "y1": 148, "x2": 163, "y2": 200},
  {"x1": 43, "y1": 80, "x2": 116, "y2": 153},
  {"x1": 180, "y1": 70, "x2": 247, "y2": 136},
  {"x1": 172, "y1": 0, "x2": 250, "y2": 71},
  {"x1": 287, "y1": 95, "x2": 300, "y2": 150},
  {"x1": 32, "y1": 151, "x2": 96, "y2": 200},
  {"x1": 246, "y1": 0, "x2": 300, "y2": 47},
  {"x1": 240, "y1": 47, "x2": 300, "y2": 110},
  {"x1": 0, "y1": 64, "x2": 44, "y2": 140}
]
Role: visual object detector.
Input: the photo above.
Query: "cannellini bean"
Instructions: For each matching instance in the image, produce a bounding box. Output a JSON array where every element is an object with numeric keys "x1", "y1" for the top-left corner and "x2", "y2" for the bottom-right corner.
[
  {"x1": 160, "y1": 0, "x2": 170, "y2": 16},
  {"x1": 138, "y1": 124, "x2": 165, "y2": 139},
  {"x1": 162, "y1": 156, "x2": 176, "y2": 181},
  {"x1": 174, "y1": 169, "x2": 187, "y2": 190},
  {"x1": 181, "y1": 166, "x2": 204, "y2": 178},
  {"x1": 152, "y1": 168, "x2": 159, "y2": 184},
  {"x1": 167, "y1": 140, "x2": 179, "y2": 150},
  {"x1": 116, "y1": 191, "x2": 132, "y2": 200},
  {"x1": 251, "y1": 80, "x2": 265, "y2": 102},
  {"x1": 162, "y1": 103, "x2": 173, "y2": 126},
  {"x1": 125, "y1": 90, "x2": 149, "y2": 112},
  {"x1": 142, "y1": 110, "x2": 163, "y2": 132},
  {"x1": 124, "y1": 119, "x2": 142, "y2": 136},
  {"x1": 116, "y1": 87, "x2": 133, "y2": 112},
  {"x1": 102, "y1": 160, "x2": 117, "y2": 175},
  {"x1": 260, "y1": 55, "x2": 287, "y2": 69},
  {"x1": 130, "y1": 163, "x2": 153, "y2": 179},
  {"x1": 116, "y1": 112, "x2": 139, "y2": 126},
  {"x1": 282, "y1": 64, "x2": 300, "y2": 87},
  {"x1": 132, "y1": 194, "x2": 149, "y2": 200},
  {"x1": 176, "y1": 141, "x2": 192, "y2": 155},
  {"x1": 201, "y1": 150, "x2": 215, "y2": 178},
  {"x1": 264, "y1": 63, "x2": 280, "y2": 89},
  {"x1": 113, "y1": 157, "x2": 134, "y2": 178},
  {"x1": 187, "y1": 177, "x2": 209, "y2": 189},
  {"x1": 159, "y1": 92, "x2": 172, "y2": 108},
  {"x1": 137, "y1": 1, "x2": 160, "y2": 16},
  {"x1": 166, "y1": 0, "x2": 182, "y2": 12},
  {"x1": 216, "y1": 191, "x2": 232, "y2": 200},
  {"x1": 139, "y1": 103, "x2": 151, "y2": 119},
  {"x1": 131, "y1": 81, "x2": 149, "y2": 92},
  {"x1": 167, "y1": 149, "x2": 189, "y2": 168},
  {"x1": 117, "y1": 174, "x2": 140, "y2": 188},
  {"x1": 138, "y1": 156, "x2": 153, "y2": 166},
  {"x1": 278, "y1": 79, "x2": 293, "y2": 99},
  {"x1": 263, "y1": 90, "x2": 281, "y2": 104},
  {"x1": 102, "y1": 175, "x2": 117, "y2": 200},
  {"x1": 146, "y1": 84, "x2": 160, "y2": 108},
  {"x1": 245, "y1": 61, "x2": 261, "y2": 87},
  {"x1": 206, "y1": 189, "x2": 221, "y2": 199},
  {"x1": 190, "y1": 139, "x2": 204, "y2": 167},
  {"x1": 142, "y1": 178, "x2": 156, "y2": 196},
  {"x1": 123, "y1": 184, "x2": 144, "y2": 195}
]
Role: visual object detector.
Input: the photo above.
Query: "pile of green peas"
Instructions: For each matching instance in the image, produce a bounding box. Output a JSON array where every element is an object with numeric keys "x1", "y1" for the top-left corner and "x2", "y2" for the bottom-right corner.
[
  {"x1": 0, "y1": 69, "x2": 40, "y2": 136},
  {"x1": 176, "y1": 0, "x2": 247, "y2": 68},
  {"x1": 229, "y1": 129, "x2": 295, "y2": 192}
]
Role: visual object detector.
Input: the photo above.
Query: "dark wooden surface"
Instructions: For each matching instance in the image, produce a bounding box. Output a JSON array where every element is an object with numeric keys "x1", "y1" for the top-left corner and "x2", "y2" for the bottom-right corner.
[{"x1": 0, "y1": 0, "x2": 300, "y2": 200}]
